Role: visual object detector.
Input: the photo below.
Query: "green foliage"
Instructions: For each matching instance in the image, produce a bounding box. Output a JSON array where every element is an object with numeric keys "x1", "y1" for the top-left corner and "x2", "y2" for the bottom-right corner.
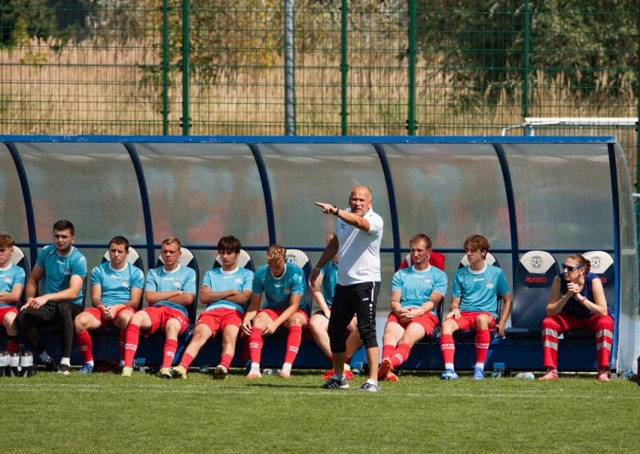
[{"x1": 1, "y1": 369, "x2": 639, "y2": 453}]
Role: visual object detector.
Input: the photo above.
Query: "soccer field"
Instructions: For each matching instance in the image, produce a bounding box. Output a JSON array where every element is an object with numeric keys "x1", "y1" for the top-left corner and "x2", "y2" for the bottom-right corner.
[{"x1": 2, "y1": 369, "x2": 638, "y2": 453}]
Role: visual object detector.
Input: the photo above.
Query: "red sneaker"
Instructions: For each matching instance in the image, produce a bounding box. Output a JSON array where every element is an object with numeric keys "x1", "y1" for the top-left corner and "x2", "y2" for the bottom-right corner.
[
  {"x1": 386, "y1": 371, "x2": 399, "y2": 382},
  {"x1": 538, "y1": 370, "x2": 559, "y2": 381},
  {"x1": 377, "y1": 359, "x2": 392, "y2": 380},
  {"x1": 597, "y1": 369, "x2": 610, "y2": 382}
]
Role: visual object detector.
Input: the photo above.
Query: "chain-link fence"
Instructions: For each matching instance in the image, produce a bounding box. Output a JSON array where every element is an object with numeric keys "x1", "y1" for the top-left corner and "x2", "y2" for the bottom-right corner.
[{"x1": 0, "y1": 1, "x2": 638, "y2": 177}]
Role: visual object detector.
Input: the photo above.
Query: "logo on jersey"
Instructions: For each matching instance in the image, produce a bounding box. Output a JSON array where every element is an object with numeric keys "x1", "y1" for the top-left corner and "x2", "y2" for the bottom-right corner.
[
  {"x1": 173, "y1": 280, "x2": 183, "y2": 289},
  {"x1": 121, "y1": 280, "x2": 130, "y2": 289},
  {"x1": 486, "y1": 281, "x2": 495, "y2": 289},
  {"x1": 4, "y1": 277, "x2": 11, "y2": 284}
]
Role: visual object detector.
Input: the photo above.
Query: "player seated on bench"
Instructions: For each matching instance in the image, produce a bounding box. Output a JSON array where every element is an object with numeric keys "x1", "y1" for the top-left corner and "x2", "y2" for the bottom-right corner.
[
  {"x1": 172, "y1": 235, "x2": 254, "y2": 380},
  {"x1": 121, "y1": 236, "x2": 196, "y2": 378},
  {"x1": 241, "y1": 244, "x2": 307, "y2": 379},
  {"x1": 74, "y1": 236, "x2": 144, "y2": 374},
  {"x1": 440, "y1": 234, "x2": 511, "y2": 381},
  {"x1": 378, "y1": 233, "x2": 447, "y2": 382}
]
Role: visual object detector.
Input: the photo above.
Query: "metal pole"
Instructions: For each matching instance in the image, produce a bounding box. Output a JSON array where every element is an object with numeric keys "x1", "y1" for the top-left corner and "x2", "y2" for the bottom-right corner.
[
  {"x1": 340, "y1": 0, "x2": 348, "y2": 136},
  {"x1": 284, "y1": 0, "x2": 296, "y2": 136},
  {"x1": 181, "y1": 0, "x2": 190, "y2": 136},
  {"x1": 162, "y1": 0, "x2": 169, "y2": 135},
  {"x1": 522, "y1": 0, "x2": 530, "y2": 123},
  {"x1": 407, "y1": 0, "x2": 416, "y2": 136}
]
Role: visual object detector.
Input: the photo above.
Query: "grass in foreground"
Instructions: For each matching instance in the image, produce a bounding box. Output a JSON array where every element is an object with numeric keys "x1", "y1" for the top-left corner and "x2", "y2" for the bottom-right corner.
[{"x1": 2, "y1": 368, "x2": 639, "y2": 453}]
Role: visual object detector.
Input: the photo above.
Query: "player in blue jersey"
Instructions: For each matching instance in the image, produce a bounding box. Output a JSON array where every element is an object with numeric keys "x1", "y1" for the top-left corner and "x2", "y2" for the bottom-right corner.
[
  {"x1": 309, "y1": 234, "x2": 361, "y2": 381},
  {"x1": 16, "y1": 220, "x2": 87, "y2": 375},
  {"x1": 121, "y1": 237, "x2": 196, "y2": 378},
  {"x1": 0, "y1": 234, "x2": 26, "y2": 354},
  {"x1": 172, "y1": 236, "x2": 253, "y2": 380},
  {"x1": 241, "y1": 244, "x2": 307, "y2": 379},
  {"x1": 378, "y1": 234, "x2": 447, "y2": 382},
  {"x1": 73, "y1": 236, "x2": 144, "y2": 374},
  {"x1": 440, "y1": 234, "x2": 511, "y2": 380},
  {"x1": 313, "y1": 185, "x2": 384, "y2": 392}
]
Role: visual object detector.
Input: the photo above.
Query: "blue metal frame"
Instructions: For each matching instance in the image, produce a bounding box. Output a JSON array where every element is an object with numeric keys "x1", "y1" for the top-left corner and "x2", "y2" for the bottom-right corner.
[{"x1": 4, "y1": 141, "x2": 38, "y2": 266}]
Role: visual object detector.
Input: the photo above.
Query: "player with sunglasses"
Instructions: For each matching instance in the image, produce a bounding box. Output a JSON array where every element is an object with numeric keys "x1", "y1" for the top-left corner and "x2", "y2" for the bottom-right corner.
[{"x1": 540, "y1": 254, "x2": 614, "y2": 381}]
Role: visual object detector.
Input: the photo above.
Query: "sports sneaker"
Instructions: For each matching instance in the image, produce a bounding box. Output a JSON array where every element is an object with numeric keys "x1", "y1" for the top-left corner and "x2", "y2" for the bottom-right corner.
[
  {"x1": 79, "y1": 363, "x2": 94, "y2": 374},
  {"x1": 172, "y1": 365, "x2": 187, "y2": 380},
  {"x1": 440, "y1": 369, "x2": 459, "y2": 380},
  {"x1": 121, "y1": 366, "x2": 133, "y2": 377},
  {"x1": 246, "y1": 370, "x2": 262, "y2": 379},
  {"x1": 357, "y1": 382, "x2": 380, "y2": 393},
  {"x1": 597, "y1": 369, "x2": 610, "y2": 382},
  {"x1": 538, "y1": 370, "x2": 559, "y2": 381},
  {"x1": 41, "y1": 357, "x2": 58, "y2": 372},
  {"x1": 377, "y1": 359, "x2": 392, "y2": 380},
  {"x1": 473, "y1": 366, "x2": 485, "y2": 380},
  {"x1": 386, "y1": 371, "x2": 400, "y2": 382},
  {"x1": 57, "y1": 364, "x2": 70, "y2": 376},
  {"x1": 158, "y1": 367, "x2": 173, "y2": 379},
  {"x1": 322, "y1": 375, "x2": 349, "y2": 389},
  {"x1": 212, "y1": 365, "x2": 228, "y2": 380}
]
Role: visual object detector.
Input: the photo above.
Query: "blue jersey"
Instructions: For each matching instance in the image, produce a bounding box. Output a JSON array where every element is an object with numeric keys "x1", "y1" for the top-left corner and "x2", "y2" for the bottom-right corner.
[
  {"x1": 451, "y1": 264, "x2": 509, "y2": 318},
  {"x1": 36, "y1": 245, "x2": 87, "y2": 307},
  {"x1": 560, "y1": 272, "x2": 606, "y2": 319},
  {"x1": 145, "y1": 265, "x2": 197, "y2": 318},
  {"x1": 0, "y1": 264, "x2": 26, "y2": 308},
  {"x1": 391, "y1": 265, "x2": 448, "y2": 317},
  {"x1": 90, "y1": 262, "x2": 145, "y2": 307},
  {"x1": 320, "y1": 261, "x2": 339, "y2": 307},
  {"x1": 252, "y1": 263, "x2": 306, "y2": 311},
  {"x1": 202, "y1": 267, "x2": 254, "y2": 315}
]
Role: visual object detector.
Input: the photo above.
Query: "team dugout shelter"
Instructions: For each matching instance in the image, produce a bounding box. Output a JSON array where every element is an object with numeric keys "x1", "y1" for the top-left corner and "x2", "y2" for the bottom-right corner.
[{"x1": 0, "y1": 135, "x2": 638, "y2": 374}]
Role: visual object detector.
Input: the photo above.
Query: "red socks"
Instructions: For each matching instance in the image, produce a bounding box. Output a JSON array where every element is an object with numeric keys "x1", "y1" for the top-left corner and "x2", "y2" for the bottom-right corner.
[
  {"x1": 75, "y1": 330, "x2": 93, "y2": 363},
  {"x1": 284, "y1": 325, "x2": 302, "y2": 365}
]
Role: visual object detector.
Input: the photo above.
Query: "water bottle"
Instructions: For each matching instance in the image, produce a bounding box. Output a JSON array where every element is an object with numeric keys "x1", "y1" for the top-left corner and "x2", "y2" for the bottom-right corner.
[
  {"x1": 19, "y1": 351, "x2": 35, "y2": 377},
  {"x1": 514, "y1": 372, "x2": 535, "y2": 380},
  {"x1": 199, "y1": 364, "x2": 210, "y2": 374},
  {"x1": 0, "y1": 351, "x2": 9, "y2": 377},
  {"x1": 261, "y1": 368, "x2": 276, "y2": 376},
  {"x1": 134, "y1": 357, "x2": 147, "y2": 373},
  {"x1": 490, "y1": 362, "x2": 506, "y2": 378},
  {"x1": 8, "y1": 353, "x2": 20, "y2": 377}
]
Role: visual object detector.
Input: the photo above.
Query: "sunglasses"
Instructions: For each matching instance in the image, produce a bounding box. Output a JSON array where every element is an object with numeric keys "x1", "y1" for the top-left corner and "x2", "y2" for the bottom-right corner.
[{"x1": 562, "y1": 264, "x2": 583, "y2": 272}]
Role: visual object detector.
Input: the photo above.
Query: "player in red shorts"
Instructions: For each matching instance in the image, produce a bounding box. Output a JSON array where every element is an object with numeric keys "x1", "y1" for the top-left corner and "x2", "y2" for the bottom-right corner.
[
  {"x1": 74, "y1": 236, "x2": 144, "y2": 373},
  {"x1": 121, "y1": 237, "x2": 196, "y2": 378}
]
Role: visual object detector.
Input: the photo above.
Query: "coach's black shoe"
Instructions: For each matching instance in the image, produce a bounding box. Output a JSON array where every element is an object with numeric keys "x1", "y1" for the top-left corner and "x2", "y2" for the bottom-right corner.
[
  {"x1": 41, "y1": 357, "x2": 58, "y2": 372},
  {"x1": 322, "y1": 375, "x2": 349, "y2": 389},
  {"x1": 57, "y1": 364, "x2": 70, "y2": 376}
]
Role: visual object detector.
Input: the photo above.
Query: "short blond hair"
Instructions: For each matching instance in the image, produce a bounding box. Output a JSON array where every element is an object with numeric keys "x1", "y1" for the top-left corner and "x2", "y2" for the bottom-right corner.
[{"x1": 266, "y1": 244, "x2": 286, "y2": 264}]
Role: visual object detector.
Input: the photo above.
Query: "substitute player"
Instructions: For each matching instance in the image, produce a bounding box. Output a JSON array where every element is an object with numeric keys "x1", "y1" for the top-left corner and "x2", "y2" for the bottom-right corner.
[
  {"x1": 378, "y1": 233, "x2": 447, "y2": 381},
  {"x1": 0, "y1": 234, "x2": 26, "y2": 354},
  {"x1": 74, "y1": 236, "x2": 144, "y2": 373},
  {"x1": 172, "y1": 236, "x2": 253, "y2": 379},
  {"x1": 241, "y1": 244, "x2": 307, "y2": 379},
  {"x1": 440, "y1": 234, "x2": 511, "y2": 380},
  {"x1": 121, "y1": 236, "x2": 196, "y2": 378}
]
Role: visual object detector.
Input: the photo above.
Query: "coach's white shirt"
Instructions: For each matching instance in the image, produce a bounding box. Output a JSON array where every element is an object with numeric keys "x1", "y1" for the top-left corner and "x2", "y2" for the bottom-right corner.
[{"x1": 336, "y1": 207, "x2": 383, "y2": 286}]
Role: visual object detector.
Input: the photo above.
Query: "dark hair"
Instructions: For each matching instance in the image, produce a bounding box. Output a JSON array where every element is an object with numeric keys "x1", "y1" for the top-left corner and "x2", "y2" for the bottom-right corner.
[
  {"x1": 217, "y1": 235, "x2": 241, "y2": 254},
  {"x1": 410, "y1": 233, "x2": 432, "y2": 250},
  {"x1": 567, "y1": 254, "x2": 592, "y2": 273},
  {"x1": 109, "y1": 235, "x2": 130, "y2": 251},
  {"x1": 53, "y1": 219, "x2": 75, "y2": 235}
]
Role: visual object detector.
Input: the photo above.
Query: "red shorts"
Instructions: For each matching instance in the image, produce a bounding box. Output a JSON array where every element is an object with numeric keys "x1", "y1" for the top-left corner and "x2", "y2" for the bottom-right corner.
[
  {"x1": 387, "y1": 311, "x2": 439, "y2": 335},
  {"x1": 453, "y1": 311, "x2": 496, "y2": 331},
  {"x1": 0, "y1": 306, "x2": 18, "y2": 324},
  {"x1": 144, "y1": 306, "x2": 189, "y2": 336},
  {"x1": 196, "y1": 309, "x2": 243, "y2": 335},
  {"x1": 83, "y1": 306, "x2": 134, "y2": 328},
  {"x1": 261, "y1": 308, "x2": 309, "y2": 325}
]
